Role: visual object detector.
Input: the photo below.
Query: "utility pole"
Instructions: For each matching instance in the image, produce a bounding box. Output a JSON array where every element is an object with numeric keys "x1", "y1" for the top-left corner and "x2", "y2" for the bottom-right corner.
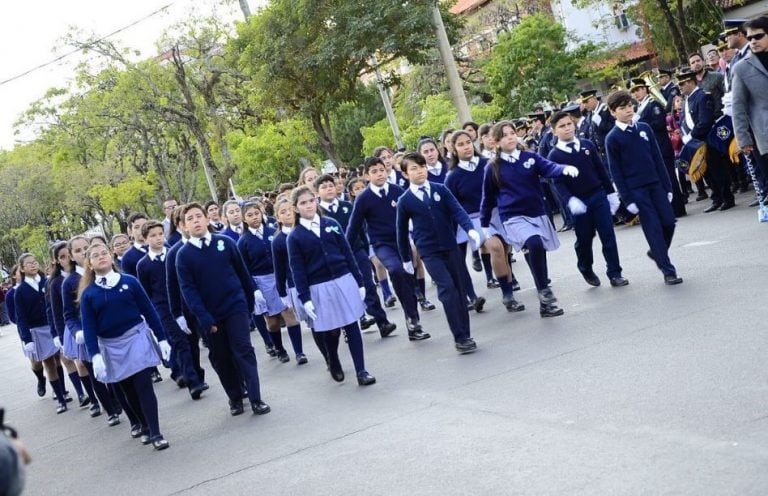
[
  {"x1": 371, "y1": 56, "x2": 405, "y2": 150},
  {"x1": 238, "y1": 0, "x2": 252, "y2": 20},
  {"x1": 430, "y1": 3, "x2": 472, "y2": 124}
]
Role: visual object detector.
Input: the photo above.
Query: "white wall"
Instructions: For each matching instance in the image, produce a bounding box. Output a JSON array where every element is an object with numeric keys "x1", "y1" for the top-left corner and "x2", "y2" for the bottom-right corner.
[{"x1": 550, "y1": 0, "x2": 641, "y2": 49}]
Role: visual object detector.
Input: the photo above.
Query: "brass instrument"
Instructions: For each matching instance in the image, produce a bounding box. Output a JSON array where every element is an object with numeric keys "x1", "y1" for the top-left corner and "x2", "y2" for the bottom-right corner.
[{"x1": 639, "y1": 70, "x2": 668, "y2": 109}]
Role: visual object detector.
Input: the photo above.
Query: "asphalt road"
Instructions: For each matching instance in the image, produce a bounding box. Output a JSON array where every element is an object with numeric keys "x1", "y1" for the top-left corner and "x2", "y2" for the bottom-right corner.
[{"x1": 2, "y1": 190, "x2": 767, "y2": 495}]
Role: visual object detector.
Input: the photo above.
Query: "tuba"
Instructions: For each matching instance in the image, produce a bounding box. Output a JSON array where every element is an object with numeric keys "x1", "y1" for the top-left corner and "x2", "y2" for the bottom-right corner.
[{"x1": 640, "y1": 70, "x2": 668, "y2": 109}]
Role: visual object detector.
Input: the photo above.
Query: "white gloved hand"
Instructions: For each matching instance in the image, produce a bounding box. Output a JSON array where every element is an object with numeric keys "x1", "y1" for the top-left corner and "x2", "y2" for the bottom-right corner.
[
  {"x1": 468, "y1": 229, "x2": 483, "y2": 248},
  {"x1": 562, "y1": 165, "x2": 580, "y2": 178},
  {"x1": 75, "y1": 330, "x2": 85, "y2": 345},
  {"x1": 254, "y1": 290, "x2": 267, "y2": 307},
  {"x1": 303, "y1": 301, "x2": 317, "y2": 320},
  {"x1": 358, "y1": 287, "x2": 366, "y2": 300},
  {"x1": 158, "y1": 340, "x2": 172, "y2": 361},
  {"x1": 567, "y1": 197, "x2": 588, "y2": 215},
  {"x1": 682, "y1": 134, "x2": 692, "y2": 145},
  {"x1": 626, "y1": 203, "x2": 639, "y2": 214},
  {"x1": 175, "y1": 316, "x2": 191, "y2": 335},
  {"x1": 23, "y1": 341, "x2": 35, "y2": 353},
  {"x1": 667, "y1": 192, "x2": 673, "y2": 203},
  {"x1": 722, "y1": 92, "x2": 733, "y2": 117},
  {"x1": 402, "y1": 261, "x2": 415, "y2": 275},
  {"x1": 92, "y1": 354, "x2": 107, "y2": 382},
  {"x1": 53, "y1": 336, "x2": 62, "y2": 349},
  {"x1": 607, "y1": 193, "x2": 621, "y2": 215}
]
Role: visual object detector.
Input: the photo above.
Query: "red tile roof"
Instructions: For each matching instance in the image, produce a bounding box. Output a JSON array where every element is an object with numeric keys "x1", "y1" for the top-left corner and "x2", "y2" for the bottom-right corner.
[
  {"x1": 450, "y1": 0, "x2": 490, "y2": 15},
  {"x1": 591, "y1": 41, "x2": 657, "y2": 69}
]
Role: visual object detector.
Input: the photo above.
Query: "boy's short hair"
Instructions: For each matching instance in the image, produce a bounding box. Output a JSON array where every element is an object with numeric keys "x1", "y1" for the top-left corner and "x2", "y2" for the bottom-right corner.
[
  {"x1": 364, "y1": 156, "x2": 386, "y2": 173},
  {"x1": 314, "y1": 174, "x2": 336, "y2": 189},
  {"x1": 141, "y1": 220, "x2": 164, "y2": 239},
  {"x1": 400, "y1": 152, "x2": 427, "y2": 170},
  {"x1": 127, "y1": 212, "x2": 147, "y2": 227},
  {"x1": 606, "y1": 90, "x2": 634, "y2": 111},
  {"x1": 549, "y1": 111, "x2": 573, "y2": 128},
  {"x1": 278, "y1": 182, "x2": 295, "y2": 193},
  {"x1": 181, "y1": 202, "x2": 206, "y2": 220},
  {"x1": 203, "y1": 200, "x2": 218, "y2": 212}
]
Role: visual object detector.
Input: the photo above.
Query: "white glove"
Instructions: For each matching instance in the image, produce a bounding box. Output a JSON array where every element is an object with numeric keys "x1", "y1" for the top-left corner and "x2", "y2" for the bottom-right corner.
[
  {"x1": 158, "y1": 340, "x2": 172, "y2": 361},
  {"x1": 175, "y1": 316, "x2": 191, "y2": 335},
  {"x1": 682, "y1": 134, "x2": 692, "y2": 145},
  {"x1": 23, "y1": 342, "x2": 35, "y2": 353},
  {"x1": 303, "y1": 301, "x2": 317, "y2": 320},
  {"x1": 626, "y1": 203, "x2": 639, "y2": 214},
  {"x1": 667, "y1": 192, "x2": 673, "y2": 203},
  {"x1": 92, "y1": 354, "x2": 107, "y2": 382},
  {"x1": 567, "y1": 197, "x2": 588, "y2": 215},
  {"x1": 607, "y1": 193, "x2": 621, "y2": 215},
  {"x1": 403, "y1": 261, "x2": 414, "y2": 275},
  {"x1": 358, "y1": 287, "x2": 366, "y2": 300},
  {"x1": 562, "y1": 165, "x2": 580, "y2": 178},
  {"x1": 75, "y1": 330, "x2": 85, "y2": 344},
  {"x1": 53, "y1": 336, "x2": 62, "y2": 349},
  {"x1": 254, "y1": 290, "x2": 267, "y2": 307},
  {"x1": 722, "y1": 92, "x2": 733, "y2": 117},
  {"x1": 468, "y1": 229, "x2": 483, "y2": 248}
]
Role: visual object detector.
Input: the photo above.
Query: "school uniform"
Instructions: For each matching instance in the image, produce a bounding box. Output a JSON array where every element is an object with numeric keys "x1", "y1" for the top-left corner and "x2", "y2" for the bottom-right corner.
[
  {"x1": 549, "y1": 138, "x2": 624, "y2": 281},
  {"x1": 176, "y1": 233, "x2": 269, "y2": 413},
  {"x1": 346, "y1": 182, "x2": 421, "y2": 326},
  {"x1": 166, "y1": 230, "x2": 182, "y2": 247},
  {"x1": 388, "y1": 169, "x2": 409, "y2": 189},
  {"x1": 137, "y1": 249, "x2": 205, "y2": 396},
  {"x1": 208, "y1": 221, "x2": 225, "y2": 233},
  {"x1": 221, "y1": 224, "x2": 243, "y2": 241},
  {"x1": 80, "y1": 272, "x2": 169, "y2": 447},
  {"x1": 272, "y1": 228, "x2": 306, "y2": 321},
  {"x1": 605, "y1": 121, "x2": 680, "y2": 281},
  {"x1": 426, "y1": 160, "x2": 448, "y2": 184},
  {"x1": 121, "y1": 243, "x2": 148, "y2": 277},
  {"x1": 396, "y1": 182, "x2": 475, "y2": 348}
]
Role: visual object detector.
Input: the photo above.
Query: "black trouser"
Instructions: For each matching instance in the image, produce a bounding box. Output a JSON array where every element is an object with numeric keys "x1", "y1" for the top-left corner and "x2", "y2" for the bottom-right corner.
[{"x1": 705, "y1": 147, "x2": 734, "y2": 205}]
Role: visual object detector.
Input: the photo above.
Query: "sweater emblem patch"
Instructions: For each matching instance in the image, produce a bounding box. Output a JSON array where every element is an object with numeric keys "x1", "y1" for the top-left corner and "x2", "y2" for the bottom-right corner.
[
  {"x1": 342, "y1": 206, "x2": 349, "y2": 214},
  {"x1": 217, "y1": 240, "x2": 225, "y2": 251},
  {"x1": 433, "y1": 192, "x2": 441, "y2": 202},
  {"x1": 524, "y1": 158, "x2": 535, "y2": 169},
  {"x1": 268, "y1": 235, "x2": 274, "y2": 242},
  {"x1": 325, "y1": 225, "x2": 341, "y2": 235},
  {"x1": 391, "y1": 200, "x2": 397, "y2": 208},
  {"x1": 584, "y1": 149, "x2": 590, "y2": 155},
  {"x1": 639, "y1": 130, "x2": 649, "y2": 142}
]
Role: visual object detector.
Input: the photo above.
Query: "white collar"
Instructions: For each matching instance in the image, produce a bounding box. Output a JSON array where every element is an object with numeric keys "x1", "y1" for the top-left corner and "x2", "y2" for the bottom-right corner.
[
  {"x1": 133, "y1": 242, "x2": 146, "y2": 251},
  {"x1": 319, "y1": 199, "x2": 339, "y2": 211},
  {"x1": 148, "y1": 247, "x2": 167, "y2": 261},
  {"x1": 615, "y1": 120, "x2": 634, "y2": 131},
  {"x1": 499, "y1": 149, "x2": 521, "y2": 162},
  {"x1": 409, "y1": 182, "x2": 430, "y2": 197},
  {"x1": 387, "y1": 169, "x2": 398, "y2": 184},
  {"x1": 556, "y1": 138, "x2": 581, "y2": 153},
  {"x1": 281, "y1": 226, "x2": 292, "y2": 234},
  {"x1": 181, "y1": 237, "x2": 188, "y2": 244},
  {"x1": 188, "y1": 232, "x2": 213, "y2": 249},
  {"x1": 299, "y1": 214, "x2": 321, "y2": 231},
  {"x1": 369, "y1": 182, "x2": 389, "y2": 196},
  {"x1": 62, "y1": 270, "x2": 71, "y2": 278},
  {"x1": 427, "y1": 162, "x2": 442, "y2": 174},
  {"x1": 75, "y1": 265, "x2": 85, "y2": 276},
  {"x1": 230, "y1": 223, "x2": 243, "y2": 233},
  {"x1": 248, "y1": 225, "x2": 264, "y2": 237},
  {"x1": 480, "y1": 149, "x2": 496, "y2": 159},
  {"x1": 457, "y1": 157, "x2": 479, "y2": 171},
  {"x1": 24, "y1": 275, "x2": 41, "y2": 291},
  {"x1": 95, "y1": 271, "x2": 120, "y2": 289}
]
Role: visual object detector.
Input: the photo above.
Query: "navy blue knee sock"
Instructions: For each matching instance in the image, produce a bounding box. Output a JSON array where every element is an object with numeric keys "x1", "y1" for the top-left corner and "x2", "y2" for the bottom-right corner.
[
  {"x1": 79, "y1": 373, "x2": 98, "y2": 405},
  {"x1": 481, "y1": 253, "x2": 494, "y2": 281},
  {"x1": 311, "y1": 329, "x2": 328, "y2": 363},
  {"x1": 67, "y1": 371, "x2": 84, "y2": 397},
  {"x1": 253, "y1": 315, "x2": 273, "y2": 348},
  {"x1": 498, "y1": 277, "x2": 514, "y2": 299},
  {"x1": 128, "y1": 369, "x2": 162, "y2": 439},
  {"x1": 417, "y1": 278, "x2": 426, "y2": 298},
  {"x1": 287, "y1": 325, "x2": 303, "y2": 355},
  {"x1": 342, "y1": 323, "x2": 366, "y2": 374},
  {"x1": 50, "y1": 376, "x2": 66, "y2": 405}
]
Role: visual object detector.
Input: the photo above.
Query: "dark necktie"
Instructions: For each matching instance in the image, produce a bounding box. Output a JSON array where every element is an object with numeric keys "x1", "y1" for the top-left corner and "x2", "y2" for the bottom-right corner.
[
  {"x1": 379, "y1": 188, "x2": 386, "y2": 198},
  {"x1": 419, "y1": 186, "x2": 430, "y2": 203},
  {"x1": 330, "y1": 203, "x2": 337, "y2": 213},
  {"x1": 99, "y1": 277, "x2": 107, "y2": 287},
  {"x1": 567, "y1": 142, "x2": 576, "y2": 152}
]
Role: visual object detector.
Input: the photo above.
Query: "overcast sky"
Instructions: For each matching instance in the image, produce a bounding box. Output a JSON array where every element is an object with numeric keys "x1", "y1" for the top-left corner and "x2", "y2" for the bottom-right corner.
[{"x1": 0, "y1": 0, "x2": 264, "y2": 150}]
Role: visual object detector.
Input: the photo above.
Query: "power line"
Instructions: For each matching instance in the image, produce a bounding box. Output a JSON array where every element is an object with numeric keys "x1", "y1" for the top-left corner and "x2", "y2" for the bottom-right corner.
[{"x1": 0, "y1": 2, "x2": 174, "y2": 87}]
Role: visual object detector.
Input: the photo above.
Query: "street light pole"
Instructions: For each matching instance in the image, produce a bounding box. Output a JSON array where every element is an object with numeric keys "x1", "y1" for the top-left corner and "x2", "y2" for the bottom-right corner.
[
  {"x1": 430, "y1": 3, "x2": 472, "y2": 124},
  {"x1": 372, "y1": 56, "x2": 405, "y2": 150}
]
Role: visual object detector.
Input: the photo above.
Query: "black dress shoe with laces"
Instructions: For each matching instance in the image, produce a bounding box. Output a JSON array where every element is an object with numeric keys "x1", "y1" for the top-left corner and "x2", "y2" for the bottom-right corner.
[
  {"x1": 190, "y1": 384, "x2": 206, "y2": 400},
  {"x1": 130, "y1": 424, "x2": 143, "y2": 438},
  {"x1": 472, "y1": 257, "x2": 482, "y2": 272},
  {"x1": 408, "y1": 330, "x2": 431, "y2": 341},
  {"x1": 539, "y1": 302, "x2": 565, "y2": 318},
  {"x1": 356, "y1": 372, "x2": 376, "y2": 386},
  {"x1": 455, "y1": 338, "x2": 477, "y2": 354},
  {"x1": 703, "y1": 203, "x2": 722, "y2": 213},
  {"x1": 503, "y1": 296, "x2": 525, "y2": 312},
  {"x1": 664, "y1": 274, "x2": 683, "y2": 285},
  {"x1": 296, "y1": 353, "x2": 308, "y2": 365},
  {"x1": 471, "y1": 296, "x2": 486, "y2": 312},
  {"x1": 378, "y1": 321, "x2": 397, "y2": 338},
  {"x1": 384, "y1": 295, "x2": 397, "y2": 308},
  {"x1": 581, "y1": 270, "x2": 601, "y2": 287},
  {"x1": 229, "y1": 400, "x2": 245, "y2": 416},
  {"x1": 486, "y1": 278, "x2": 500, "y2": 289},
  {"x1": 152, "y1": 438, "x2": 170, "y2": 451},
  {"x1": 89, "y1": 404, "x2": 102, "y2": 417},
  {"x1": 609, "y1": 277, "x2": 629, "y2": 287},
  {"x1": 719, "y1": 202, "x2": 735, "y2": 211},
  {"x1": 418, "y1": 297, "x2": 436, "y2": 311},
  {"x1": 277, "y1": 350, "x2": 290, "y2": 363},
  {"x1": 251, "y1": 401, "x2": 271, "y2": 415},
  {"x1": 107, "y1": 414, "x2": 120, "y2": 427},
  {"x1": 359, "y1": 315, "x2": 376, "y2": 330}
]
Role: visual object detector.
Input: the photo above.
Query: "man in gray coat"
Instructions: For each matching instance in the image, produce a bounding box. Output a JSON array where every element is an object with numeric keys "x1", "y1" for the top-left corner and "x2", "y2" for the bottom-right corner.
[{"x1": 732, "y1": 16, "x2": 768, "y2": 195}]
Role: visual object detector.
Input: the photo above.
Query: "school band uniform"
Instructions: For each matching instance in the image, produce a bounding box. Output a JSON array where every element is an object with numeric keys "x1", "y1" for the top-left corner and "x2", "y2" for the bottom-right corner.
[
  {"x1": 548, "y1": 138, "x2": 628, "y2": 287},
  {"x1": 80, "y1": 271, "x2": 170, "y2": 449},
  {"x1": 346, "y1": 182, "x2": 429, "y2": 340},
  {"x1": 176, "y1": 232, "x2": 270, "y2": 416},
  {"x1": 319, "y1": 198, "x2": 396, "y2": 337},
  {"x1": 137, "y1": 248, "x2": 207, "y2": 399},
  {"x1": 605, "y1": 120, "x2": 683, "y2": 284},
  {"x1": 396, "y1": 181, "x2": 478, "y2": 353},
  {"x1": 287, "y1": 215, "x2": 375, "y2": 385},
  {"x1": 238, "y1": 224, "x2": 306, "y2": 362}
]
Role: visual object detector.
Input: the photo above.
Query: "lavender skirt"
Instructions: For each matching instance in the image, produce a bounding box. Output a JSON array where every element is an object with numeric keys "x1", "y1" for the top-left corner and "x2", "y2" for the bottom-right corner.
[
  {"x1": 63, "y1": 324, "x2": 89, "y2": 361},
  {"x1": 456, "y1": 212, "x2": 505, "y2": 250},
  {"x1": 29, "y1": 326, "x2": 58, "y2": 361},
  {"x1": 308, "y1": 273, "x2": 365, "y2": 332},
  {"x1": 287, "y1": 286, "x2": 310, "y2": 324},
  {"x1": 252, "y1": 274, "x2": 287, "y2": 317},
  {"x1": 502, "y1": 215, "x2": 561, "y2": 252},
  {"x1": 98, "y1": 321, "x2": 161, "y2": 383}
]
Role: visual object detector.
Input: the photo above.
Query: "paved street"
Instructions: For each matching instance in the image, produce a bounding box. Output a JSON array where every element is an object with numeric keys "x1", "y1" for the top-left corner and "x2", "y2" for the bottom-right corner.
[{"x1": 2, "y1": 191, "x2": 767, "y2": 495}]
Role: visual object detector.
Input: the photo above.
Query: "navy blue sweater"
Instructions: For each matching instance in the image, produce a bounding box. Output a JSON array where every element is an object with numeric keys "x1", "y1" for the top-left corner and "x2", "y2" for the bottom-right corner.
[
  {"x1": 390, "y1": 169, "x2": 409, "y2": 189},
  {"x1": 480, "y1": 151, "x2": 565, "y2": 225},
  {"x1": 444, "y1": 158, "x2": 488, "y2": 214},
  {"x1": 319, "y1": 200, "x2": 368, "y2": 252},
  {"x1": 47, "y1": 275, "x2": 66, "y2": 339},
  {"x1": 6, "y1": 287, "x2": 16, "y2": 324},
  {"x1": 80, "y1": 274, "x2": 166, "y2": 358},
  {"x1": 14, "y1": 278, "x2": 52, "y2": 344},
  {"x1": 121, "y1": 245, "x2": 147, "y2": 277},
  {"x1": 136, "y1": 253, "x2": 172, "y2": 320},
  {"x1": 346, "y1": 183, "x2": 405, "y2": 249},
  {"x1": 166, "y1": 230, "x2": 182, "y2": 247},
  {"x1": 288, "y1": 217, "x2": 363, "y2": 304},
  {"x1": 396, "y1": 182, "x2": 474, "y2": 262},
  {"x1": 220, "y1": 226, "x2": 240, "y2": 241},
  {"x1": 272, "y1": 230, "x2": 294, "y2": 297},
  {"x1": 426, "y1": 161, "x2": 448, "y2": 184},
  {"x1": 548, "y1": 139, "x2": 615, "y2": 204},
  {"x1": 176, "y1": 234, "x2": 255, "y2": 331},
  {"x1": 165, "y1": 240, "x2": 188, "y2": 320},
  {"x1": 605, "y1": 122, "x2": 672, "y2": 205},
  {"x1": 62, "y1": 272, "x2": 82, "y2": 332},
  {"x1": 237, "y1": 226, "x2": 277, "y2": 277}
]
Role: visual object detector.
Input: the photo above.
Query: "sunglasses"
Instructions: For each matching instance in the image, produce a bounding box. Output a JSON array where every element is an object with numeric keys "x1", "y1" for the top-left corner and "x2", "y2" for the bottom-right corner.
[{"x1": 747, "y1": 32, "x2": 766, "y2": 41}]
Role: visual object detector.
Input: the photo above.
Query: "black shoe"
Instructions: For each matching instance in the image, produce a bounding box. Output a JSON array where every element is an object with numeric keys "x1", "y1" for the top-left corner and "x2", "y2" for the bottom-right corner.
[
  {"x1": 581, "y1": 270, "x2": 601, "y2": 287},
  {"x1": 229, "y1": 400, "x2": 244, "y2": 416},
  {"x1": 384, "y1": 295, "x2": 397, "y2": 308},
  {"x1": 646, "y1": 250, "x2": 656, "y2": 262},
  {"x1": 140, "y1": 434, "x2": 152, "y2": 445},
  {"x1": 152, "y1": 438, "x2": 170, "y2": 451},
  {"x1": 63, "y1": 392, "x2": 73, "y2": 403},
  {"x1": 486, "y1": 278, "x2": 500, "y2": 289},
  {"x1": 36, "y1": 380, "x2": 46, "y2": 397},
  {"x1": 200, "y1": 382, "x2": 210, "y2": 391},
  {"x1": 695, "y1": 193, "x2": 708, "y2": 201},
  {"x1": 419, "y1": 298, "x2": 436, "y2": 311},
  {"x1": 190, "y1": 384, "x2": 205, "y2": 400},
  {"x1": 378, "y1": 321, "x2": 397, "y2": 338},
  {"x1": 251, "y1": 401, "x2": 271, "y2": 415},
  {"x1": 719, "y1": 202, "x2": 735, "y2": 211},
  {"x1": 359, "y1": 315, "x2": 376, "y2": 330},
  {"x1": 151, "y1": 371, "x2": 163, "y2": 383},
  {"x1": 89, "y1": 403, "x2": 101, "y2": 417},
  {"x1": 56, "y1": 403, "x2": 68, "y2": 414},
  {"x1": 471, "y1": 296, "x2": 486, "y2": 313},
  {"x1": 407, "y1": 328, "x2": 431, "y2": 341},
  {"x1": 130, "y1": 425, "x2": 143, "y2": 438},
  {"x1": 242, "y1": 389, "x2": 249, "y2": 399},
  {"x1": 472, "y1": 257, "x2": 482, "y2": 272},
  {"x1": 510, "y1": 278, "x2": 521, "y2": 291},
  {"x1": 329, "y1": 363, "x2": 345, "y2": 382},
  {"x1": 406, "y1": 318, "x2": 422, "y2": 332},
  {"x1": 503, "y1": 296, "x2": 526, "y2": 312},
  {"x1": 455, "y1": 338, "x2": 477, "y2": 354},
  {"x1": 609, "y1": 277, "x2": 629, "y2": 287},
  {"x1": 78, "y1": 394, "x2": 90, "y2": 408},
  {"x1": 539, "y1": 302, "x2": 565, "y2": 318},
  {"x1": 107, "y1": 414, "x2": 120, "y2": 427},
  {"x1": 277, "y1": 350, "x2": 290, "y2": 363},
  {"x1": 538, "y1": 288, "x2": 557, "y2": 304},
  {"x1": 296, "y1": 353, "x2": 308, "y2": 365},
  {"x1": 703, "y1": 203, "x2": 721, "y2": 213},
  {"x1": 265, "y1": 345, "x2": 277, "y2": 357},
  {"x1": 664, "y1": 274, "x2": 683, "y2": 285},
  {"x1": 357, "y1": 372, "x2": 376, "y2": 386},
  {"x1": 175, "y1": 376, "x2": 187, "y2": 389}
]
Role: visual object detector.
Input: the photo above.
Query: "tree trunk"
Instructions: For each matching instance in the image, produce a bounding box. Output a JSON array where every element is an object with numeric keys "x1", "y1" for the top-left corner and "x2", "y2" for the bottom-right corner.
[
  {"x1": 310, "y1": 111, "x2": 344, "y2": 168},
  {"x1": 238, "y1": 0, "x2": 252, "y2": 21},
  {"x1": 674, "y1": 0, "x2": 691, "y2": 56},
  {"x1": 655, "y1": 0, "x2": 688, "y2": 64}
]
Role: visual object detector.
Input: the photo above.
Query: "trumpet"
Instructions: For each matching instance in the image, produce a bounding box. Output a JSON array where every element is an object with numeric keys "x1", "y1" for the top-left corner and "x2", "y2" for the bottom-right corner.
[{"x1": 639, "y1": 70, "x2": 668, "y2": 109}]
